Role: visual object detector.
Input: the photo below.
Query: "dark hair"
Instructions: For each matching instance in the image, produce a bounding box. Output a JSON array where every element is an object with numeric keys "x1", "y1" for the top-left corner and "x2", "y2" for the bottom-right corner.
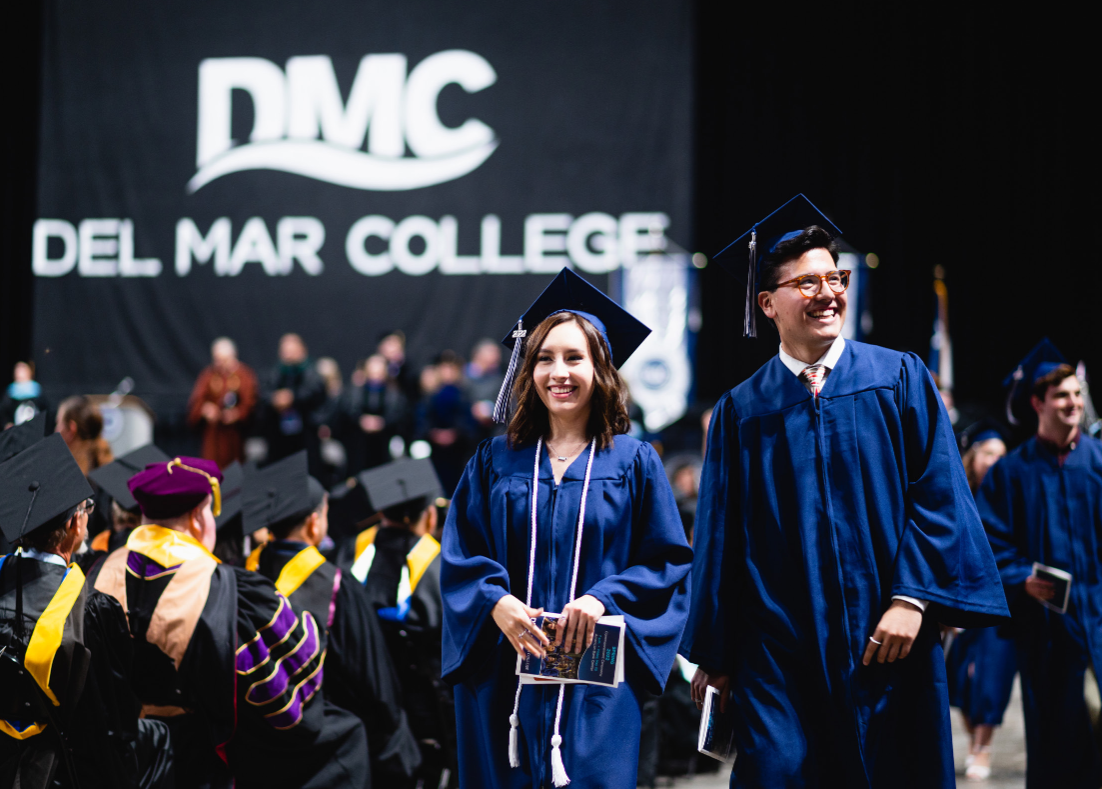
[
  {"x1": 1032, "y1": 364, "x2": 1076, "y2": 400},
  {"x1": 382, "y1": 496, "x2": 431, "y2": 525},
  {"x1": 268, "y1": 488, "x2": 328, "y2": 540},
  {"x1": 57, "y1": 396, "x2": 104, "y2": 441},
  {"x1": 20, "y1": 504, "x2": 81, "y2": 552},
  {"x1": 506, "y1": 312, "x2": 631, "y2": 451},
  {"x1": 759, "y1": 226, "x2": 840, "y2": 291}
]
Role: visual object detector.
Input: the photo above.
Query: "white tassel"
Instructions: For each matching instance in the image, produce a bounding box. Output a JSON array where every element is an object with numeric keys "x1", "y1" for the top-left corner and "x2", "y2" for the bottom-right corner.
[
  {"x1": 508, "y1": 713, "x2": 521, "y2": 768},
  {"x1": 550, "y1": 734, "x2": 570, "y2": 786}
]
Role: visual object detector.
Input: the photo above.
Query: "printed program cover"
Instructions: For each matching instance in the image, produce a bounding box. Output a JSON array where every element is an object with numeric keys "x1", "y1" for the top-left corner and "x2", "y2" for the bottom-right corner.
[
  {"x1": 1031, "y1": 562, "x2": 1072, "y2": 614},
  {"x1": 698, "y1": 685, "x2": 737, "y2": 765},
  {"x1": 516, "y1": 613, "x2": 625, "y2": 687}
]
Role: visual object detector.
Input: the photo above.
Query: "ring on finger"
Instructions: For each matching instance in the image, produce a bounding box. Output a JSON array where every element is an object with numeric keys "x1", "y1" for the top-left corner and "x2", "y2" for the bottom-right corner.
[{"x1": 869, "y1": 637, "x2": 883, "y2": 645}]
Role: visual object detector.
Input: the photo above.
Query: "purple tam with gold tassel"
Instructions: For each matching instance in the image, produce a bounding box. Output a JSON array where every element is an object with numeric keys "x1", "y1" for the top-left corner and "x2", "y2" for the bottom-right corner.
[{"x1": 128, "y1": 457, "x2": 223, "y2": 520}]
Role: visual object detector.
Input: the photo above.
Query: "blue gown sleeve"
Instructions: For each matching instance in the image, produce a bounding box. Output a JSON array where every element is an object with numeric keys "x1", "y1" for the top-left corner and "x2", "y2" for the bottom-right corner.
[
  {"x1": 440, "y1": 440, "x2": 511, "y2": 684},
  {"x1": 974, "y1": 457, "x2": 1033, "y2": 590},
  {"x1": 893, "y1": 353, "x2": 1009, "y2": 626},
  {"x1": 584, "y1": 442, "x2": 693, "y2": 695},
  {"x1": 678, "y1": 393, "x2": 740, "y2": 673}
]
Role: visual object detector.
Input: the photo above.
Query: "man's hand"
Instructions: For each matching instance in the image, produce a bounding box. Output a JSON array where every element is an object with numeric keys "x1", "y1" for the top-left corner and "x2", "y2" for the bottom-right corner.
[
  {"x1": 492, "y1": 595, "x2": 550, "y2": 659},
  {"x1": 200, "y1": 402, "x2": 220, "y2": 422},
  {"x1": 555, "y1": 595, "x2": 606, "y2": 653},
  {"x1": 1025, "y1": 576, "x2": 1056, "y2": 602},
  {"x1": 862, "y1": 599, "x2": 923, "y2": 666},
  {"x1": 691, "y1": 668, "x2": 731, "y2": 713},
  {"x1": 360, "y1": 414, "x2": 385, "y2": 433},
  {"x1": 271, "y1": 389, "x2": 294, "y2": 411}
]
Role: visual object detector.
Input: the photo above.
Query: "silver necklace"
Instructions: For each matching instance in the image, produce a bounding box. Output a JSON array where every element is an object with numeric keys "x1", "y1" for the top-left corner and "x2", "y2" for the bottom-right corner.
[{"x1": 546, "y1": 440, "x2": 586, "y2": 462}]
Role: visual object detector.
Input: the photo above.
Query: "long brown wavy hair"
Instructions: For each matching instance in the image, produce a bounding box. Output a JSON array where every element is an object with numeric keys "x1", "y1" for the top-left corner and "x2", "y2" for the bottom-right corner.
[{"x1": 506, "y1": 312, "x2": 631, "y2": 451}]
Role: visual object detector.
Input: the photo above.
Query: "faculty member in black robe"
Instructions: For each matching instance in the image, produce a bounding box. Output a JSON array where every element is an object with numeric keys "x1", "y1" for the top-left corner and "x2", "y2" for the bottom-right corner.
[
  {"x1": 89, "y1": 454, "x2": 368, "y2": 789},
  {"x1": 977, "y1": 341, "x2": 1102, "y2": 787},
  {"x1": 682, "y1": 196, "x2": 1009, "y2": 788},
  {"x1": 242, "y1": 451, "x2": 421, "y2": 784},
  {"x1": 1, "y1": 434, "x2": 171, "y2": 789}
]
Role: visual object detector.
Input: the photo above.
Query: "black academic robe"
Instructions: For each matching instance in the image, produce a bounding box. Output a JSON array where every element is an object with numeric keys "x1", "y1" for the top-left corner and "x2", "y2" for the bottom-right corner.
[
  {"x1": 91, "y1": 525, "x2": 369, "y2": 789},
  {"x1": 251, "y1": 540, "x2": 422, "y2": 782},
  {"x1": 1, "y1": 554, "x2": 170, "y2": 789},
  {"x1": 977, "y1": 434, "x2": 1102, "y2": 788},
  {"x1": 339, "y1": 525, "x2": 455, "y2": 788},
  {"x1": 681, "y1": 342, "x2": 1009, "y2": 788}
]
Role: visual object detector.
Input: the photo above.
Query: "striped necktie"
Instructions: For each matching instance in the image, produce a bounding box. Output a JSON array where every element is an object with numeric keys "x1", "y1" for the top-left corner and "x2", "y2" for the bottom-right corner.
[{"x1": 799, "y1": 364, "x2": 827, "y2": 396}]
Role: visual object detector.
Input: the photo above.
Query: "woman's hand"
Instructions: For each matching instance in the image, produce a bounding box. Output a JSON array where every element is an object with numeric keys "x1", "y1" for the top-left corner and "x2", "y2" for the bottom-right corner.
[
  {"x1": 556, "y1": 595, "x2": 606, "y2": 653},
  {"x1": 1024, "y1": 575, "x2": 1056, "y2": 602},
  {"x1": 492, "y1": 595, "x2": 550, "y2": 659},
  {"x1": 862, "y1": 599, "x2": 923, "y2": 666}
]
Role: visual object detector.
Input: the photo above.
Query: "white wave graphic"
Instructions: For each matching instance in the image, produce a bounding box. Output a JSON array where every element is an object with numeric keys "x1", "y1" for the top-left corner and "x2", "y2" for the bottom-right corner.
[{"x1": 187, "y1": 139, "x2": 499, "y2": 193}]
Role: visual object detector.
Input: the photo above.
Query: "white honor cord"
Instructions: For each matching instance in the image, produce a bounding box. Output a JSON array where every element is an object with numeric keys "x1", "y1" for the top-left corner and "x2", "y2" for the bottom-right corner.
[{"x1": 508, "y1": 436, "x2": 596, "y2": 786}]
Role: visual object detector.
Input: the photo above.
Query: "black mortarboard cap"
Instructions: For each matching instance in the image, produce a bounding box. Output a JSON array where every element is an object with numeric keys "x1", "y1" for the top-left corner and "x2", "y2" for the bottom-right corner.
[
  {"x1": 714, "y1": 194, "x2": 843, "y2": 338},
  {"x1": 1003, "y1": 338, "x2": 1070, "y2": 425},
  {"x1": 215, "y1": 461, "x2": 245, "y2": 530},
  {"x1": 0, "y1": 433, "x2": 93, "y2": 543},
  {"x1": 358, "y1": 458, "x2": 443, "y2": 514},
  {"x1": 0, "y1": 412, "x2": 47, "y2": 464},
  {"x1": 88, "y1": 443, "x2": 171, "y2": 513},
  {"x1": 242, "y1": 451, "x2": 326, "y2": 535},
  {"x1": 492, "y1": 267, "x2": 650, "y2": 423}
]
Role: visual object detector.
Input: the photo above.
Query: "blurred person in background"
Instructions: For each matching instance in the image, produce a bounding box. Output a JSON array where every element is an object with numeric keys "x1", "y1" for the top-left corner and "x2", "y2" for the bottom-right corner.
[
  {"x1": 56, "y1": 395, "x2": 113, "y2": 537},
  {"x1": 261, "y1": 333, "x2": 326, "y2": 474},
  {"x1": 379, "y1": 330, "x2": 418, "y2": 402},
  {"x1": 186, "y1": 337, "x2": 257, "y2": 468},
  {"x1": 944, "y1": 420, "x2": 1014, "y2": 781},
  {"x1": 346, "y1": 354, "x2": 409, "y2": 474},
  {"x1": 313, "y1": 357, "x2": 348, "y2": 487},
  {"x1": 466, "y1": 338, "x2": 504, "y2": 442},
  {"x1": 416, "y1": 351, "x2": 472, "y2": 494},
  {"x1": 978, "y1": 341, "x2": 1102, "y2": 788},
  {"x1": 1, "y1": 361, "x2": 49, "y2": 428}
]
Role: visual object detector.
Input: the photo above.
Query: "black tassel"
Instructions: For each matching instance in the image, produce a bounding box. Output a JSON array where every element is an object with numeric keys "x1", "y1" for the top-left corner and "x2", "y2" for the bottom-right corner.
[
  {"x1": 743, "y1": 230, "x2": 758, "y2": 338},
  {"x1": 493, "y1": 321, "x2": 526, "y2": 424}
]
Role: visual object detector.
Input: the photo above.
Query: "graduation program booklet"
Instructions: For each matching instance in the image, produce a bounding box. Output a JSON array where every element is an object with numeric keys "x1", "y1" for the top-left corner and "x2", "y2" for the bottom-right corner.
[
  {"x1": 698, "y1": 685, "x2": 737, "y2": 765},
  {"x1": 1031, "y1": 562, "x2": 1072, "y2": 614},
  {"x1": 516, "y1": 614, "x2": 625, "y2": 687}
]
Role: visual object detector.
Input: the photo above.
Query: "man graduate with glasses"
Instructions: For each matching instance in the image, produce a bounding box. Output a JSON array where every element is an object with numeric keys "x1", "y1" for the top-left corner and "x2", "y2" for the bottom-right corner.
[
  {"x1": 977, "y1": 340, "x2": 1102, "y2": 788},
  {"x1": 680, "y1": 195, "x2": 1009, "y2": 788}
]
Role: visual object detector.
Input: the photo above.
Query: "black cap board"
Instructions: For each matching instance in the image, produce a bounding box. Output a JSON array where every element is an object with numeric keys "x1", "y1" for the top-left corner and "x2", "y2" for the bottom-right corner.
[
  {"x1": 0, "y1": 433, "x2": 93, "y2": 543},
  {"x1": 492, "y1": 267, "x2": 651, "y2": 423},
  {"x1": 713, "y1": 194, "x2": 843, "y2": 338},
  {"x1": 241, "y1": 451, "x2": 326, "y2": 535},
  {"x1": 215, "y1": 461, "x2": 245, "y2": 530},
  {"x1": 358, "y1": 458, "x2": 443, "y2": 514},
  {"x1": 0, "y1": 412, "x2": 48, "y2": 464},
  {"x1": 88, "y1": 443, "x2": 172, "y2": 513}
]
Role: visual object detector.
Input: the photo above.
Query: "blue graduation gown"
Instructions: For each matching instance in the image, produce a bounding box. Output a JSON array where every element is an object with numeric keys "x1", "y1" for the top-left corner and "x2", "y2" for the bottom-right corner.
[
  {"x1": 681, "y1": 341, "x2": 1008, "y2": 789},
  {"x1": 441, "y1": 435, "x2": 692, "y2": 788},
  {"x1": 976, "y1": 435, "x2": 1102, "y2": 787},
  {"x1": 945, "y1": 625, "x2": 1018, "y2": 726}
]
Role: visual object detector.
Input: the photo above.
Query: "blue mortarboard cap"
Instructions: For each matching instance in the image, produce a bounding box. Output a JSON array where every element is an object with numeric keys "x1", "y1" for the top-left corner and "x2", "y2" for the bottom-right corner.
[
  {"x1": 493, "y1": 267, "x2": 650, "y2": 423},
  {"x1": 714, "y1": 194, "x2": 842, "y2": 338},
  {"x1": 88, "y1": 443, "x2": 171, "y2": 513},
  {"x1": 1003, "y1": 338, "x2": 1069, "y2": 425},
  {"x1": 0, "y1": 412, "x2": 48, "y2": 464},
  {"x1": 959, "y1": 418, "x2": 1008, "y2": 452}
]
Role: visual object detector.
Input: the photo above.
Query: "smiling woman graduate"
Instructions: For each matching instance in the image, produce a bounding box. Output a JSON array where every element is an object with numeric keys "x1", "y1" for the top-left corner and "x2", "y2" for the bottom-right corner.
[
  {"x1": 681, "y1": 196, "x2": 1010, "y2": 789},
  {"x1": 440, "y1": 268, "x2": 693, "y2": 788}
]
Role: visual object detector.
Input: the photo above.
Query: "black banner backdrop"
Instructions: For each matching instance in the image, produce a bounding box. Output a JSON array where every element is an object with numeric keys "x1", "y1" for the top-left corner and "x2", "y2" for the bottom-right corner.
[{"x1": 33, "y1": 0, "x2": 691, "y2": 415}]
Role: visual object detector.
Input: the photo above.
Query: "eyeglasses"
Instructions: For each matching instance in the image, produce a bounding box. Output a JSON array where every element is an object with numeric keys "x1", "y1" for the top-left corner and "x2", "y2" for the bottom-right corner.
[
  {"x1": 79, "y1": 498, "x2": 95, "y2": 515},
  {"x1": 775, "y1": 270, "x2": 850, "y2": 298}
]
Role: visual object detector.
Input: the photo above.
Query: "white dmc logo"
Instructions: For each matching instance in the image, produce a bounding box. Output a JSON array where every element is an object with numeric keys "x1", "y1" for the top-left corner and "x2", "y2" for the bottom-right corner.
[{"x1": 189, "y1": 50, "x2": 498, "y2": 193}]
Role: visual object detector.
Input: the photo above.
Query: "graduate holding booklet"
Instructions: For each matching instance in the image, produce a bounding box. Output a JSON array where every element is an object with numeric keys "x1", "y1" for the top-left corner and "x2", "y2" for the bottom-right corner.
[
  {"x1": 440, "y1": 269, "x2": 693, "y2": 788},
  {"x1": 977, "y1": 339, "x2": 1102, "y2": 787}
]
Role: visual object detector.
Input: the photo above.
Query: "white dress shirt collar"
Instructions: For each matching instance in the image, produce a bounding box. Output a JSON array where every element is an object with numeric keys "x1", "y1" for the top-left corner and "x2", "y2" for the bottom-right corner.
[
  {"x1": 778, "y1": 335, "x2": 846, "y2": 376},
  {"x1": 16, "y1": 547, "x2": 68, "y2": 568}
]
